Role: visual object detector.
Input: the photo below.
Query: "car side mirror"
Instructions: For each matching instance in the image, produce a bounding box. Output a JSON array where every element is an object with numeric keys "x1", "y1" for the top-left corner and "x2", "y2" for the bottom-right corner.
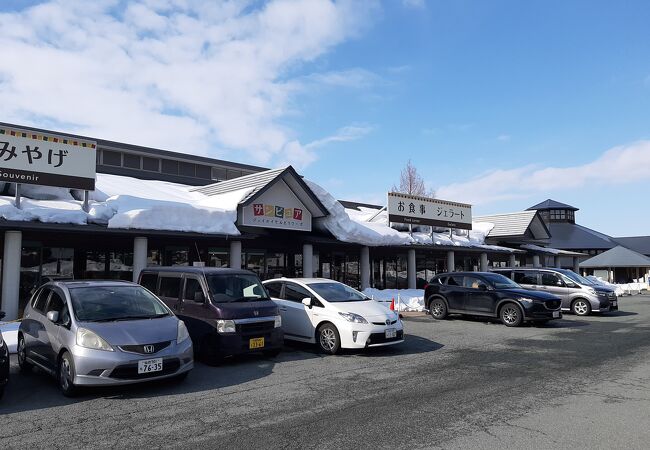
[
  {"x1": 46, "y1": 311, "x2": 59, "y2": 323},
  {"x1": 301, "y1": 297, "x2": 313, "y2": 308}
]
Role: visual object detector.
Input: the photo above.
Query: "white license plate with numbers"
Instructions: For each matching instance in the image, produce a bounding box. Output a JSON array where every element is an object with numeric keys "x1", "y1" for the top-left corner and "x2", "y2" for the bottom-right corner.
[
  {"x1": 138, "y1": 358, "x2": 163, "y2": 374},
  {"x1": 553, "y1": 311, "x2": 560, "y2": 318},
  {"x1": 385, "y1": 328, "x2": 397, "y2": 339}
]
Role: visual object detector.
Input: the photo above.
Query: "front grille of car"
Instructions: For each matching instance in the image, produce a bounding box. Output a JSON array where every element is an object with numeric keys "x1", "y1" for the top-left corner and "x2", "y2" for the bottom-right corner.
[
  {"x1": 372, "y1": 320, "x2": 398, "y2": 326},
  {"x1": 367, "y1": 330, "x2": 404, "y2": 346},
  {"x1": 118, "y1": 341, "x2": 171, "y2": 355},
  {"x1": 110, "y1": 358, "x2": 180, "y2": 380},
  {"x1": 237, "y1": 321, "x2": 275, "y2": 336},
  {"x1": 544, "y1": 300, "x2": 561, "y2": 310}
]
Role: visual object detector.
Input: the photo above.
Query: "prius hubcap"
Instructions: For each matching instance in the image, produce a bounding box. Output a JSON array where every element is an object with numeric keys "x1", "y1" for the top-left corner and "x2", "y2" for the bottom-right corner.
[
  {"x1": 503, "y1": 308, "x2": 518, "y2": 324},
  {"x1": 320, "y1": 329, "x2": 336, "y2": 350}
]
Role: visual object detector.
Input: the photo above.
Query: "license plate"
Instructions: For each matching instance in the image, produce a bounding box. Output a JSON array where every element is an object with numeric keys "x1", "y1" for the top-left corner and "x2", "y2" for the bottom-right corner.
[
  {"x1": 385, "y1": 328, "x2": 397, "y2": 339},
  {"x1": 138, "y1": 358, "x2": 163, "y2": 374},
  {"x1": 612, "y1": 301, "x2": 617, "y2": 306},
  {"x1": 553, "y1": 311, "x2": 560, "y2": 318},
  {"x1": 249, "y1": 337, "x2": 265, "y2": 349}
]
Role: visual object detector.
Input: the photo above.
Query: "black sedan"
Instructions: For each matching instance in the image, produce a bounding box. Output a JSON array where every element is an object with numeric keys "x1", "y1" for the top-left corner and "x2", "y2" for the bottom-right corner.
[
  {"x1": 0, "y1": 311, "x2": 9, "y2": 399},
  {"x1": 424, "y1": 272, "x2": 562, "y2": 327}
]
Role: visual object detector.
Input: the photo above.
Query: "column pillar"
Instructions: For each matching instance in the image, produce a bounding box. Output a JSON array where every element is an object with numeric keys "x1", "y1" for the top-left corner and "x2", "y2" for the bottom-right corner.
[
  {"x1": 480, "y1": 252, "x2": 488, "y2": 272},
  {"x1": 573, "y1": 257, "x2": 580, "y2": 274},
  {"x1": 407, "y1": 249, "x2": 416, "y2": 289},
  {"x1": 1, "y1": 231, "x2": 22, "y2": 321},
  {"x1": 550, "y1": 256, "x2": 557, "y2": 268},
  {"x1": 302, "y1": 244, "x2": 314, "y2": 278},
  {"x1": 509, "y1": 254, "x2": 516, "y2": 268},
  {"x1": 229, "y1": 241, "x2": 242, "y2": 269},
  {"x1": 533, "y1": 254, "x2": 541, "y2": 268},
  {"x1": 132, "y1": 237, "x2": 148, "y2": 282},
  {"x1": 360, "y1": 246, "x2": 370, "y2": 290},
  {"x1": 447, "y1": 250, "x2": 455, "y2": 273}
]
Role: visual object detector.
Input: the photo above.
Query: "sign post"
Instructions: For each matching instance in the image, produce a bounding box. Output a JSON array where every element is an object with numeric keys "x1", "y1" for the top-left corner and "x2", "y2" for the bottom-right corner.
[
  {"x1": 0, "y1": 126, "x2": 97, "y2": 191},
  {"x1": 387, "y1": 192, "x2": 473, "y2": 230}
]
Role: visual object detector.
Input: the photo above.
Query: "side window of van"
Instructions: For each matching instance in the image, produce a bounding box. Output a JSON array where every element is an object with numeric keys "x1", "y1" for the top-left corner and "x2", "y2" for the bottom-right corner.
[
  {"x1": 140, "y1": 273, "x2": 158, "y2": 293},
  {"x1": 159, "y1": 276, "x2": 181, "y2": 299},
  {"x1": 514, "y1": 271, "x2": 538, "y2": 285},
  {"x1": 184, "y1": 278, "x2": 206, "y2": 303},
  {"x1": 541, "y1": 272, "x2": 564, "y2": 287}
]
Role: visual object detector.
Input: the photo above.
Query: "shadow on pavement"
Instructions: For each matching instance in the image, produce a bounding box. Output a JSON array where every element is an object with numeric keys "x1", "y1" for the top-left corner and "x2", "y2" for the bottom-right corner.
[{"x1": 604, "y1": 310, "x2": 638, "y2": 317}]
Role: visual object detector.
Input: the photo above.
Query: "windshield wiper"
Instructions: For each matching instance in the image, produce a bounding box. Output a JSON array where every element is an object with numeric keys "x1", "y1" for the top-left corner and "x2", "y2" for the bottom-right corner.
[{"x1": 231, "y1": 296, "x2": 267, "y2": 303}]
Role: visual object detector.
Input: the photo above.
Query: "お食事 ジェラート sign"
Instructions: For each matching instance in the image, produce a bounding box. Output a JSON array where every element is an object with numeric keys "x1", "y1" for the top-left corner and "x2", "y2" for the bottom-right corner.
[
  {"x1": 0, "y1": 126, "x2": 96, "y2": 190},
  {"x1": 388, "y1": 192, "x2": 472, "y2": 230}
]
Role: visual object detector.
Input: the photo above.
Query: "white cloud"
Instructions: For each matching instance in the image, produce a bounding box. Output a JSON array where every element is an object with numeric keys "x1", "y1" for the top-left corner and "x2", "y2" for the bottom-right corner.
[
  {"x1": 402, "y1": 0, "x2": 426, "y2": 9},
  {"x1": 0, "y1": 0, "x2": 379, "y2": 167},
  {"x1": 305, "y1": 124, "x2": 374, "y2": 150},
  {"x1": 305, "y1": 68, "x2": 381, "y2": 89},
  {"x1": 436, "y1": 140, "x2": 650, "y2": 205}
]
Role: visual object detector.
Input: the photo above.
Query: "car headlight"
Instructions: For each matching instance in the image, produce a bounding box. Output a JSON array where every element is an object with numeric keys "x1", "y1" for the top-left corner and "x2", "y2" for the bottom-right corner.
[
  {"x1": 177, "y1": 320, "x2": 190, "y2": 344},
  {"x1": 338, "y1": 312, "x2": 368, "y2": 324},
  {"x1": 518, "y1": 297, "x2": 534, "y2": 305},
  {"x1": 274, "y1": 315, "x2": 282, "y2": 328},
  {"x1": 76, "y1": 327, "x2": 114, "y2": 352},
  {"x1": 216, "y1": 319, "x2": 236, "y2": 333}
]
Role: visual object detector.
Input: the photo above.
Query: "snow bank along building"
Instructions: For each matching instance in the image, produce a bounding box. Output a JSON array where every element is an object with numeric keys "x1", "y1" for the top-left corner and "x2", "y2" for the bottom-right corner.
[{"x1": 0, "y1": 122, "x2": 647, "y2": 320}]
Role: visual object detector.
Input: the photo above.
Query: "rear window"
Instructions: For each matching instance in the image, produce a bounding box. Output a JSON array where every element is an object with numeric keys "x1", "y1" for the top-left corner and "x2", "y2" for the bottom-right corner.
[
  {"x1": 514, "y1": 271, "x2": 538, "y2": 285},
  {"x1": 446, "y1": 276, "x2": 464, "y2": 286},
  {"x1": 140, "y1": 273, "x2": 158, "y2": 292},
  {"x1": 159, "y1": 276, "x2": 181, "y2": 298}
]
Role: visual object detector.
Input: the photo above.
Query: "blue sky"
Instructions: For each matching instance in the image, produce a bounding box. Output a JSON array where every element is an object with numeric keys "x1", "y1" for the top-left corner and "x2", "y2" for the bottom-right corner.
[{"x1": 1, "y1": 0, "x2": 649, "y2": 236}]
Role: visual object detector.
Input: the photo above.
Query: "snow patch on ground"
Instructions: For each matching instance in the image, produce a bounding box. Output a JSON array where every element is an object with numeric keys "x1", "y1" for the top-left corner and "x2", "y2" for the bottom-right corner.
[
  {"x1": 586, "y1": 276, "x2": 649, "y2": 296},
  {"x1": 363, "y1": 288, "x2": 425, "y2": 312},
  {"x1": 0, "y1": 322, "x2": 19, "y2": 353}
]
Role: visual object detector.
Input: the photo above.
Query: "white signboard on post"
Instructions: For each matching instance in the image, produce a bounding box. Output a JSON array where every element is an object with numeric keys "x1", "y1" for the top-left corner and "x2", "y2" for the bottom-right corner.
[
  {"x1": 240, "y1": 181, "x2": 312, "y2": 231},
  {"x1": 0, "y1": 126, "x2": 96, "y2": 190},
  {"x1": 387, "y1": 192, "x2": 472, "y2": 230}
]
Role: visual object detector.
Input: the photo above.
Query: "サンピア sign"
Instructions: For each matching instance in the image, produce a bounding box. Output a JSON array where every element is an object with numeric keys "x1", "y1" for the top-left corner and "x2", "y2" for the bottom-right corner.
[
  {"x1": 0, "y1": 126, "x2": 96, "y2": 190},
  {"x1": 240, "y1": 180, "x2": 312, "y2": 231},
  {"x1": 388, "y1": 192, "x2": 472, "y2": 230}
]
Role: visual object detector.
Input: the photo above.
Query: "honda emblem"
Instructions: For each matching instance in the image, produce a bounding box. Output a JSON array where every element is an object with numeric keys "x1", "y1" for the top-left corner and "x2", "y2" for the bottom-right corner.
[
  {"x1": 254, "y1": 310, "x2": 259, "y2": 316},
  {"x1": 143, "y1": 345, "x2": 155, "y2": 354}
]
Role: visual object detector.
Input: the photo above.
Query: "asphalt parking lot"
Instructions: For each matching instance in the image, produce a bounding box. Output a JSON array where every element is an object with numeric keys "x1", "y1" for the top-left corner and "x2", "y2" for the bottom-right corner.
[{"x1": 2, "y1": 294, "x2": 650, "y2": 449}]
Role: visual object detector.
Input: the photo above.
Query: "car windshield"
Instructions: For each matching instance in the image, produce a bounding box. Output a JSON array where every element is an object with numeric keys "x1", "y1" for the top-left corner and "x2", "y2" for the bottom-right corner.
[
  {"x1": 307, "y1": 282, "x2": 369, "y2": 302},
  {"x1": 556, "y1": 269, "x2": 592, "y2": 286},
  {"x1": 482, "y1": 273, "x2": 521, "y2": 289},
  {"x1": 70, "y1": 286, "x2": 170, "y2": 322},
  {"x1": 207, "y1": 274, "x2": 270, "y2": 303}
]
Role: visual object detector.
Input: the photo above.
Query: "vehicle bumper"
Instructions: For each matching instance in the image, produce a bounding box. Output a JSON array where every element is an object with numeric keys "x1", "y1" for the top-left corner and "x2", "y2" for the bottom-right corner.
[
  {"x1": 212, "y1": 328, "x2": 284, "y2": 358},
  {"x1": 339, "y1": 321, "x2": 405, "y2": 349},
  {"x1": 525, "y1": 304, "x2": 562, "y2": 321},
  {"x1": 71, "y1": 339, "x2": 194, "y2": 387}
]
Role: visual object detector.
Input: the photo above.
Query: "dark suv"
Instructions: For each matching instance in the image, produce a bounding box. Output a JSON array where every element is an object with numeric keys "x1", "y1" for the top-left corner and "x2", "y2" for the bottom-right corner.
[
  {"x1": 139, "y1": 268, "x2": 283, "y2": 364},
  {"x1": 424, "y1": 272, "x2": 562, "y2": 327}
]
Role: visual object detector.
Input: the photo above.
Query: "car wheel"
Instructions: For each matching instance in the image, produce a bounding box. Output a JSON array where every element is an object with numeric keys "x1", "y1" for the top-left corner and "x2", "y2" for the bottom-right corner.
[
  {"x1": 58, "y1": 351, "x2": 77, "y2": 397},
  {"x1": 429, "y1": 298, "x2": 448, "y2": 320},
  {"x1": 572, "y1": 299, "x2": 591, "y2": 316},
  {"x1": 500, "y1": 303, "x2": 523, "y2": 327},
  {"x1": 17, "y1": 335, "x2": 33, "y2": 373},
  {"x1": 317, "y1": 323, "x2": 341, "y2": 355}
]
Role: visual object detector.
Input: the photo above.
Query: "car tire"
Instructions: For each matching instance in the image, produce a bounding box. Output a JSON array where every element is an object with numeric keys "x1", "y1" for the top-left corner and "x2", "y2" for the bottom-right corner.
[
  {"x1": 58, "y1": 351, "x2": 77, "y2": 397},
  {"x1": 429, "y1": 298, "x2": 448, "y2": 320},
  {"x1": 17, "y1": 335, "x2": 33, "y2": 373},
  {"x1": 572, "y1": 299, "x2": 591, "y2": 316},
  {"x1": 500, "y1": 303, "x2": 523, "y2": 327},
  {"x1": 317, "y1": 323, "x2": 341, "y2": 355}
]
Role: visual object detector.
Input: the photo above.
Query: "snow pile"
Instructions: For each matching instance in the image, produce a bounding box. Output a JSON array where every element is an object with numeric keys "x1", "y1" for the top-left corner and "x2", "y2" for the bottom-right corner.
[
  {"x1": 363, "y1": 288, "x2": 425, "y2": 312},
  {"x1": 0, "y1": 321, "x2": 19, "y2": 353},
  {"x1": 586, "y1": 276, "x2": 648, "y2": 296}
]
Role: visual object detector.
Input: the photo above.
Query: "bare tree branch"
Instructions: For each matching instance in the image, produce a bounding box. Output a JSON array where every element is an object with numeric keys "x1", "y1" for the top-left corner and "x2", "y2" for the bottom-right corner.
[{"x1": 391, "y1": 159, "x2": 435, "y2": 198}]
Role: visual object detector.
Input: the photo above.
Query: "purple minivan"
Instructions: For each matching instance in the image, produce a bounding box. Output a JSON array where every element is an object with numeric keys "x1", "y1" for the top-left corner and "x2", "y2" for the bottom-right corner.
[{"x1": 138, "y1": 267, "x2": 283, "y2": 364}]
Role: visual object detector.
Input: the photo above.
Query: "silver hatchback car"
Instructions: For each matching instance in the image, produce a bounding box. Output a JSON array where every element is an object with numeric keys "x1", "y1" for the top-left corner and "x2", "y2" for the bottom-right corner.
[{"x1": 18, "y1": 281, "x2": 193, "y2": 396}]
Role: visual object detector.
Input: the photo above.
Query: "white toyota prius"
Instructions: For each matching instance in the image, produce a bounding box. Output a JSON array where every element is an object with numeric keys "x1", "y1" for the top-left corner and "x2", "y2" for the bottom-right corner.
[{"x1": 262, "y1": 278, "x2": 404, "y2": 354}]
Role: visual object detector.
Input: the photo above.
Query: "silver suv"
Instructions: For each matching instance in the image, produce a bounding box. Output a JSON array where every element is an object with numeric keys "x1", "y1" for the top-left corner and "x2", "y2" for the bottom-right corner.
[
  {"x1": 492, "y1": 268, "x2": 618, "y2": 316},
  {"x1": 18, "y1": 281, "x2": 194, "y2": 396}
]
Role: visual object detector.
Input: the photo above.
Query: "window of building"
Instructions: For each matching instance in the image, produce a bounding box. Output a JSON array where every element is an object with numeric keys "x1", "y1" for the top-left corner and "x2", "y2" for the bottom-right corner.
[
  {"x1": 102, "y1": 150, "x2": 122, "y2": 166},
  {"x1": 227, "y1": 169, "x2": 242, "y2": 179},
  {"x1": 165, "y1": 247, "x2": 189, "y2": 266},
  {"x1": 208, "y1": 248, "x2": 229, "y2": 268},
  {"x1": 179, "y1": 162, "x2": 195, "y2": 177},
  {"x1": 84, "y1": 250, "x2": 106, "y2": 279},
  {"x1": 196, "y1": 165, "x2": 211, "y2": 179},
  {"x1": 161, "y1": 159, "x2": 179, "y2": 175},
  {"x1": 123, "y1": 154, "x2": 141, "y2": 169},
  {"x1": 212, "y1": 167, "x2": 227, "y2": 180},
  {"x1": 143, "y1": 157, "x2": 160, "y2": 172}
]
